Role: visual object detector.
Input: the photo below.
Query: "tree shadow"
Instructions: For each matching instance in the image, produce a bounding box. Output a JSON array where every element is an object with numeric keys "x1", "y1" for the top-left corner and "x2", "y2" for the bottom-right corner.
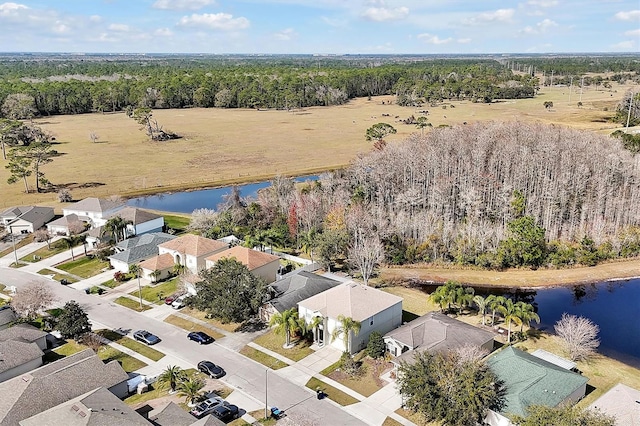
[{"x1": 525, "y1": 327, "x2": 545, "y2": 342}]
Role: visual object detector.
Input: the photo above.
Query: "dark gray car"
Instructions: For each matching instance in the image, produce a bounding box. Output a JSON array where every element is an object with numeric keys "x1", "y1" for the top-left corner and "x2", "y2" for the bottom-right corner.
[{"x1": 133, "y1": 330, "x2": 160, "y2": 345}]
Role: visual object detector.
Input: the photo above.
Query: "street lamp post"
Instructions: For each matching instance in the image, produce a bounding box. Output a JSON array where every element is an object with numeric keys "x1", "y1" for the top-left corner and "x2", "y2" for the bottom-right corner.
[
  {"x1": 264, "y1": 367, "x2": 269, "y2": 419},
  {"x1": 11, "y1": 232, "x2": 18, "y2": 267}
]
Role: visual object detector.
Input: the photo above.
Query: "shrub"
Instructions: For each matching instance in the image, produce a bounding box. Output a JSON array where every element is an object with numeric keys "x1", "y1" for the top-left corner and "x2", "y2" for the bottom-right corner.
[
  {"x1": 57, "y1": 188, "x2": 72, "y2": 203},
  {"x1": 339, "y1": 351, "x2": 362, "y2": 377},
  {"x1": 366, "y1": 331, "x2": 386, "y2": 359},
  {"x1": 113, "y1": 271, "x2": 127, "y2": 282}
]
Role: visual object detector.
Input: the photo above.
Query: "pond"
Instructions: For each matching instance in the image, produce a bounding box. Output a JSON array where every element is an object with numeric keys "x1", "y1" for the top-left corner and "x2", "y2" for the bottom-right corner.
[
  {"x1": 420, "y1": 279, "x2": 640, "y2": 368},
  {"x1": 127, "y1": 175, "x2": 318, "y2": 213}
]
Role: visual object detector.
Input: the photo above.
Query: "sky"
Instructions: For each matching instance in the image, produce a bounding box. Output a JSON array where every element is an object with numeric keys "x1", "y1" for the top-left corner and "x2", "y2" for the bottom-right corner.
[{"x1": 0, "y1": 0, "x2": 638, "y2": 54}]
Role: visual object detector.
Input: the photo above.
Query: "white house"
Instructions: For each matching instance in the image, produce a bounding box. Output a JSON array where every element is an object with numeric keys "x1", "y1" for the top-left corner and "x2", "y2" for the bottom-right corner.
[
  {"x1": 62, "y1": 197, "x2": 125, "y2": 228},
  {"x1": 139, "y1": 253, "x2": 175, "y2": 282},
  {"x1": 46, "y1": 214, "x2": 86, "y2": 236},
  {"x1": 0, "y1": 206, "x2": 54, "y2": 235},
  {"x1": 158, "y1": 234, "x2": 228, "y2": 274},
  {"x1": 297, "y1": 281, "x2": 403, "y2": 354},
  {"x1": 105, "y1": 207, "x2": 164, "y2": 239},
  {"x1": 205, "y1": 246, "x2": 281, "y2": 284}
]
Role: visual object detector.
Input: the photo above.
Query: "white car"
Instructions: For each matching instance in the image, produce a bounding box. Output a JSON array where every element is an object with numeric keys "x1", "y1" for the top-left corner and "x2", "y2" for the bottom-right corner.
[{"x1": 171, "y1": 295, "x2": 186, "y2": 309}]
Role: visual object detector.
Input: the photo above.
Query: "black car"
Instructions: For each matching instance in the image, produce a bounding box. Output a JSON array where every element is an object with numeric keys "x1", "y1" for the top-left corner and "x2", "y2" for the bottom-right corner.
[
  {"x1": 133, "y1": 330, "x2": 160, "y2": 345},
  {"x1": 197, "y1": 360, "x2": 225, "y2": 378},
  {"x1": 211, "y1": 402, "x2": 240, "y2": 421},
  {"x1": 188, "y1": 331, "x2": 214, "y2": 345}
]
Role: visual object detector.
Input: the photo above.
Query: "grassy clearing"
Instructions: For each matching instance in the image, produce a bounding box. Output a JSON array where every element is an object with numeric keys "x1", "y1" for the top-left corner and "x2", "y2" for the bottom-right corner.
[
  {"x1": 0, "y1": 235, "x2": 33, "y2": 257},
  {"x1": 239, "y1": 345, "x2": 288, "y2": 370},
  {"x1": 19, "y1": 239, "x2": 76, "y2": 263},
  {"x1": 305, "y1": 377, "x2": 359, "y2": 406},
  {"x1": 163, "y1": 213, "x2": 191, "y2": 233},
  {"x1": 45, "y1": 338, "x2": 147, "y2": 372},
  {"x1": 130, "y1": 277, "x2": 179, "y2": 305},
  {"x1": 36, "y1": 268, "x2": 79, "y2": 283},
  {"x1": 97, "y1": 329, "x2": 165, "y2": 362},
  {"x1": 114, "y1": 296, "x2": 152, "y2": 312},
  {"x1": 164, "y1": 314, "x2": 225, "y2": 340},
  {"x1": 56, "y1": 255, "x2": 110, "y2": 278},
  {"x1": 253, "y1": 329, "x2": 313, "y2": 362},
  {"x1": 124, "y1": 368, "x2": 204, "y2": 406},
  {"x1": 181, "y1": 307, "x2": 241, "y2": 333},
  {"x1": 2, "y1": 84, "x2": 633, "y2": 210}
]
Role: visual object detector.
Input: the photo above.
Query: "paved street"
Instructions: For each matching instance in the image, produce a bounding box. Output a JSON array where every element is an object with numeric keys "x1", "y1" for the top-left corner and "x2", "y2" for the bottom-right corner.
[{"x1": 0, "y1": 265, "x2": 367, "y2": 425}]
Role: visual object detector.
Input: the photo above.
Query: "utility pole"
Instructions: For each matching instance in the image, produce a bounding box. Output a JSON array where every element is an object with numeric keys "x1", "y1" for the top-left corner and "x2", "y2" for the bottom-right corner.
[
  {"x1": 569, "y1": 76, "x2": 573, "y2": 103},
  {"x1": 550, "y1": 70, "x2": 554, "y2": 86},
  {"x1": 626, "y1": 91, "x2": 635, "y2": 132},
  {"x1": 11, "y1": 231, "x2": 18, "y2": 266},
  {"x1": 580, "y1": 76, "x2": 584, "y2": 103}
]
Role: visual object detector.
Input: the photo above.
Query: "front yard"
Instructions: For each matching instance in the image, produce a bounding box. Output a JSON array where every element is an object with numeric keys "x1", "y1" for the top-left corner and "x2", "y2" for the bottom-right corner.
[
  {"x1": 129, "y1": 277, "x2": 179, "y2": 305},
  {"x1": 252, "y1": 329, "x2": 314, "y2": 362},
  {"x1": 181, "y1": 307, "x2": 242, "y2": 333},
  {"x1": 20, "y1": 239, "x2": 78, "y2": 263},
  {"x1": 305, "y1": 377, "x2": 359, "y2": 406},
  {"x1": 37, "y1": 268, "x2": 78, "y2": 283},
  {"x1": 239, "y1": 346, "x2": 288, "y2": 370},
  {"x1": 164, "y1": 314, "x2": 225, "y2": 340},
  {"x1": 114, "y1": 296, "x2": 152, "y2": 312},
  {"x1": 320, "y1": 355, "x2": 392, "y2": 397},
  {"x1": 56, "y1": 255, "x2": 110, "y2": 278},
  {"x1": 96, "y1": 329, "x2": 165, "y2": 362}
]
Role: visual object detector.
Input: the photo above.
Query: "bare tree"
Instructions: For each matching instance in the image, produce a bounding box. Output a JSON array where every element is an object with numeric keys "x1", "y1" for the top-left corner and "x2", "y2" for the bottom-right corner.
[
  {"x1": 79, "y1": 332, "x2": 105, "y2": 352},
  {"x1": 33, "y1": 228, "x2": 52, "y2": 250},
  {"x1": 554, "y1": 313, "x2": 600, "y2": 361},
  {"x1": 348, "y1": 228, "x2": 384, "y2": 286},
  {"x1": 57, "y1": 188, "x2": 72, "y2": 203},
  {"x1": 68, "y1": 220, "x2": 87, "y2": 236},
  {"x1": 453, "y1": 344, "x2": 489, "y2": 366},
  {"x1": 11, "y1": 281, "x2": 56, "y2": 320},
  {"x1": 187, "y1": 208, "x2": 218, "y2": 234}
]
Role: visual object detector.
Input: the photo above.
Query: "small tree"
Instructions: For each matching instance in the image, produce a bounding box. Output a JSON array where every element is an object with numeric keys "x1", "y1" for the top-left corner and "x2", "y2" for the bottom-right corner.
[
  {"x1": 177, "y1": 377, "x2": 204, "y2": 405},
  {"x1": 512, "y1": 404, "x2": 615, "y2": 426},
  {"x1": 33, "y1": 228, "x2": 52, "y2": 250},
  {"x1": 158, "y1": 365, "x2": 185, "y2": 393},
  {"x1": 331, "y1": 315, "x2": 361, "y2": 355},
  {"x1": 473, "y1": 295, "x2": 487, "y2": 326},
  {"x1": 57, "y1": 188, "x2": 72, "y2": 203},
  {"x1": 11, "y1": 281, "x2": 56, "y2": 320},
  {"x1": 269, "y1": 307, "x2": 301, "y2": 348},
  {"x1": 57, "y1": 301, "x2": 91, "y2": 339},
  {"x1": 89, "y1": 131, "x2": 99, "y2": 143},
  {"x1": 366, "y1": 331, "x2": 386, "y2": 359},
  {"x1": 543, "y1": 101, "x2": 553, "y2": 110},
  {"x1": 554, "y1": 313, "x2": 600, "y2": 361},
  {"x1": 79, "y1": 332, "x2": 105, "y2": 353},
  {"x1": 365, "y1": 123, "x2": 397, "y2": 150},
  {"x1": 348, "y1": 229, "x2": 384, "y2": 286}
]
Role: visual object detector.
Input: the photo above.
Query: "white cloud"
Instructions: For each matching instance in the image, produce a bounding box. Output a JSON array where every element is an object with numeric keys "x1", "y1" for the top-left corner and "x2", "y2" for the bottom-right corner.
[
  {"x1": 464, "y1": 8, "x2": 514, "y2": 25},
  {"x1": 52, "y1": 22, "x2": 70, "y2": 34},
  {"x1": 108, "y1": 23, "x2": 131, "y2": 32},
  {"x1": 614, "y1": 10, "x2": 640, "y2": 21},
  {"x1": 611, "y1": 40, "x2": 635, "y2": 50},
  {"x1": 274, "y1": 28, "x2": 296, "y2": 41},
  {"x1": 457, "y1": 38, "x2": 471, "y2": 44},
  {"x1": 417, "y1": 33, "x2": 452, "y2": 45},
  {"x1": 520, "y1": 18, "x2": 558, "y2": 35},
  {"x1": 0, "y1": 2, "x2": 27, "y2": 16},
  {"x1": 526, "y1": 0, "x2": 557, "y2": 7},
  {"x1": 625, "y1": 28, "x2": 640, "y2": 37},
  {"x1": 152, "y1": 0, "x2": 216, "y2": 11},
  {"x1": 154, "y1": 27, "x2": 174, "y2": 36},
  {"x1": 89, "y1": 15, "x2": 102, "y2": 23},
  {"x1": 361, "y1": 1, "x2": 409, "y2": 22},
  {"x1": 177, "y1": 13, "x2": 250, "y2": 31}
]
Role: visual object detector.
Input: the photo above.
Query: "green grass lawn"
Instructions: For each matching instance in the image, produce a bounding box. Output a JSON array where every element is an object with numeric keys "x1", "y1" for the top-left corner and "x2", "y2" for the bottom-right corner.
[
  {"x1": 0, "y1": 234, "x2": 33, "y2": 257},
  {"x1": 114, "y1": 296, "x2": 152, "y2": 312},
  {"x1": 305, "y1": 377, "x2": 359, "y2": 406},
  {"x1": 130, "y1": 277, "x2": 179, "y2": 304},
  {"x1": 20, "y1": 239, "x2": 78, "y2": 263},
  {"x1": 163, "y1": 213, "x2": 191, "y2": 234},
  {"x1": 181, "y1": 307, "x2": 242, "y2": 333},
  {"x1": 101, "y1": 278, "x2": 128, "y2": 288},
  {"x1": 252, "y1": 329, "x2": 314, "y2": 362},
  {"x1": 45, "y1": 339, "x2": 147, "y2": 373},
  {"x1": 96, "y1": 329, "x2": 165, "y2": 362},
  {"x1": 164, "y1": 314, "x2": 224, "y2": 340},
  {"x1": 124, "y1": 368, "x2": 203, "y2": 406},
  {"x1": 239, "y1": 346, "x2": 288, "y2": 370},
  {"x1": 36, "y1": 268, "x2": 79, "y2": 283},
  {"x1": 56, "y1": 255, "x2": 110, "y2": 278}
]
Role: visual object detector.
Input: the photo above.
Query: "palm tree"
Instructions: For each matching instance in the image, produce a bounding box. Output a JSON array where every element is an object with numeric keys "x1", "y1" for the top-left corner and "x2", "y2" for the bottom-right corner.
[
  {"x1": 497, "y1": 299, "x2": 522, "y2": 344},
  {"x1": 103, "y1": 216, "x2": 132, "y2": 243},
  {"x1": 306, "y1": 315, "x2": 323, "y2": 342},
  {"x1": 177, "y1": 377, "x2": 204, "y2": 405},
  {"x1": 486, "y1": 295, "x2": 507, "y2": 326},
  {"x1": 269, "y1": 308, "x2": 300, "y2": 348},
  {"x1": 430, "y1": 285, "x2": 452, "y2": 313},
  {"x1": 473, "y1": 295, "x2": 487, "y2": 326},
  {"x1": 158, "y1": 365, "x2": 184, "y2": 393},
  {"x1": 62, "y1": 235, "x2": 80, "y2": 261},
  {"x1": 150, "y1": 269, "x2": 162, "y2": 283},
  {"x1": 77, "y1": 233, "x2": 87, "y2": 256},
  {"x1": 172, "y1": 263, "x2": 185, "y2": 276},
  {"x1": 299, "y1": 228, "x2": 317, "y2": 262},
  {"x1": 129, "y1": 263, "x2": 143, "y2": 309},
  {"x1": 516, "y1": 301, "x2": 540, "y2": 333},
  {"x1": 453, "y1": 285, "x2": 474, "y2": 313},
  {"x1": 331, "y1": 315, "x2": 361, "y2": 355}
]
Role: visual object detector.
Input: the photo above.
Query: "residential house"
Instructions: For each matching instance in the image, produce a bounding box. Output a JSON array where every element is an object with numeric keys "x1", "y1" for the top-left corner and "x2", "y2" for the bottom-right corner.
[
  {"x1": 484, "y1": 346, "x2": 589, "y2": 426},
  {"x1": 259, "y1": 271, "x2": 341, "y2": 322},
  {"x1": 384, "y1": 311, "x2": 495, "y2": 366},
  {"x1": 148, "y1": 401, "x2": 226, "y2": 426},
  {"x1": 589, "y1": 383, "x2": 640, "y2": 425},
  {"x1": 0, "y1": 348, "x2": 129, "y2": 426},
  {"x1": 205, "y1": 246, "x2": 280, "y2": 284},
  {"x1": 0, "y1": 206, "x2": 54, "y2": 235},
  {"x1": 46, "y1": 214, "x2": 85, "y2": 236},
  {"x1": 0, "y1": 323, "x2": 48, "y2": 351},
  {"x1": 87, "y1": 207, "x2": 165, "y2": 247},
  {"x1": 62, "y1": 197, "x2": 125, "y2": 228},
  {"x1": 108, "y1": 232, "x2": 176, "y2": 273},
  {"x1": 0, "y1": 324, "x2": 49, "y2": 382},
  {"x1": 298, "y1": 281, "x2": 403, "y2": 354},
  {"x1": 0, "y1": 307, "x2": 16, "y2": 330},
  {"x1": 158, "y1": 234, "x2": 228, "y2": 274},
  {"x1": 139, "y1": 253, "x2": 175, "y2": 282}
]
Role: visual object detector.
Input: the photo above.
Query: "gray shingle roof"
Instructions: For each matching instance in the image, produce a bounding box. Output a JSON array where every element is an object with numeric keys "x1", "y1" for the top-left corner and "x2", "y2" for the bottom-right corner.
[
  {"x1": 0, "y1": 308, "x2": 17, "y2": 328},
  {"x1": 106, "y1": 207, "x2": 162, "y2": 226},
  {"x1": 9, "y1": 207, "x2": 53, "y2": 225},
  {"x1": 268, "y1": 271, "x2": 341, "y2": 313},
  {"x1": 19, "y1": 387, "x2": 149, "y2": 426},
  {"x1": 0, "y1": 349, "x2": 129, "y2": 426},
  {"x1": 0, "y1": 340, "x2": 43, "y2": 374},
  {"x1": 589, "y1": 383, "x2": 640, "y2": 425},
  {"x1": 149, "y1": 402, "x2": 198, "y2": 426},
  {"x1": 0, "y1": 323, "x2": 48, "y2": 344},
  {"x1": 110, "y1": 233, "x2": 176, "y2": 264},
  {"x1": 0, "y1": 206, "x2": 31, "y2": 221},
  {"x1": 65, "y1": 198, "x2": 125, "y2": 215},
  {"x1": 47, "y1": 214, "x2": 83, "y2": 228}
]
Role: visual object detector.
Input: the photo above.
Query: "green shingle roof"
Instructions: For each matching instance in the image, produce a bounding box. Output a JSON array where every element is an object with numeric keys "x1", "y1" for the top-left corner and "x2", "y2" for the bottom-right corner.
[{"x1": 486, "y1": 346, "x2": 588, "y2": 417}]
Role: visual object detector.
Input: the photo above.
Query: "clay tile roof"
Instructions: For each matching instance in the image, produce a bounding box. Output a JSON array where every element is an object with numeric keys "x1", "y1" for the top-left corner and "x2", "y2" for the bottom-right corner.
[
  {"x1": 205, "y1": 246, "x2": 279, "y2": 270},
  {"x1": 139, "y1": 253, "x2": 175, "y2": 271},
  {"x1": 158, "y1": 234, "x2": 228, "y2": 257}
]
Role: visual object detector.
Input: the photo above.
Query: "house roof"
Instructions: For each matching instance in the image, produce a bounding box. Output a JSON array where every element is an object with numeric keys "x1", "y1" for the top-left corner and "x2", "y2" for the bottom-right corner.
[
  {"x1": 0, "y1": 206, "x2": 32, "y2": 220},
  {"x1": 106, "y1": 207, "x2": 162, "y2": 226},
  {"x1": 486, "y1": 346, "x2": 589, "y2": 418},
  {"x1": 0, "y1": 307, "x2": 17, "y2": 327},
  {"x1": 298, "y1": 281, "x2": 403, "y2": 322},
  {"x1": 385, "y1": 311, "x2": 495, "y2": 364},
  {"x1": 0, "y1": 340, "x2": 43, "y2": 374},
  {"x1": 0, "y1": 349, "x2": 129, "y2": 426},
  {"x1": 268, "y1": 271, "x2": 341, "y2": 313},
  {"x1": 159, "y1": 234, "x2": 228, "y2": 257},
  {"x1": 147, "y1": 401, "x2": 224, "y2": 426},
  {"x1": 8, "y1": 206, "x2": 53, "y2": 225},
  {"x1": 64, "y1": 198, "x2": 125, "y2": 215},
  {"x1": 589, "y1": 383, "x2": 640, "y2": 426},
  {"x1": 0, "y1": 323, "x2": 48, "y2": 344},
  {"x1": 19, "y1": 387, "x2": 149, "y2": 426},
  {"x1": 139, "y1": 253, "x2": 175, "y2": 271},
  {"x1": 47, "y1": 214, "x2": 83, "y2": 228},
  {"x1": 531, "y1": 349, "x2": 576, "y2": 371},
  {"x1": 116, "y1": 232, "x2": 175, "y2": 250},
  {"x1": 110, "y1": 233, "x2": 176, "y2": 265},
  {"x1": 206, "y1": 246, "x2": 279, "y2": 270}
]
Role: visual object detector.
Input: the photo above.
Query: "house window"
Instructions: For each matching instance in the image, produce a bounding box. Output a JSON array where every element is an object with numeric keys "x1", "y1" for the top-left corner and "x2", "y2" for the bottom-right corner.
[{"x1": 370, "y1": 318, "x2": 374, "y2": 326}]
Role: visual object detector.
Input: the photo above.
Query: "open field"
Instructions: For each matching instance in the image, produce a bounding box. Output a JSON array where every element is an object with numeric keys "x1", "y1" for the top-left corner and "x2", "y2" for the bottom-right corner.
[{"x1": 0, "y1": 83, "x2": 636, "y2": 210}]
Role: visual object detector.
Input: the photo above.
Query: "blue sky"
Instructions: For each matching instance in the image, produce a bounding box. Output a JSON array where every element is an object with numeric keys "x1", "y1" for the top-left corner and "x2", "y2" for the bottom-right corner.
[{"x1": 0, "y1": 0, "x2": 638, "y2": 54}]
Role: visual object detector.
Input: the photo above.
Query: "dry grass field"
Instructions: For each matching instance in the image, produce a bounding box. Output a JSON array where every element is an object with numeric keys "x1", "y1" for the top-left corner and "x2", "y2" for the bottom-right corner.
[{"x1": 0, "y1": 81, "x2": 636, "y2": 210}]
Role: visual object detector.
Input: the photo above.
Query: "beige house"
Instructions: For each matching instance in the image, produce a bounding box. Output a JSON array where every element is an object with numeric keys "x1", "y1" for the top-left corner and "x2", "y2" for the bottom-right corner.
[
  {"x1": 298, "y1": 281, "x2": 403, "y2": 354},
  {"x1": 158, "y1": 234, "x2": 228, "y2": 274},
  {"x1": 139, "y1": 253, "x2": 175, "y2": 282},
  {"x1": 205, "y1": 246, "x2": 281, "y2": 284},
  {"x1": 46, "y1": 213, "x2": 86, "y2": 236}
]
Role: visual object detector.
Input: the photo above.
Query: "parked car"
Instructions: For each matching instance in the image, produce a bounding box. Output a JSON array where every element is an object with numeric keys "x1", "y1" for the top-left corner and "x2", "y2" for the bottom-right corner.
[
  {"x1": 171, "y1": 295, "x2": 187, "y2": 309},
  {"x1": 133, "y1": 330, "x2": 160, "y2": 345},
  {"x1": 189, "y1": 396, "x2": 225, "y2": 419},
  {"x1": 197, "y1": 360, "x2": 225, "y2": 378},
  {"x1": 164, "y1": 293, "x2": 182, "y2": 305},
  {"x1": 211, "y1": 402, "x2": 240, "y2": 421},
  {"x1": 187, "y1": 331, "x2": 214, "y2": 345}
]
